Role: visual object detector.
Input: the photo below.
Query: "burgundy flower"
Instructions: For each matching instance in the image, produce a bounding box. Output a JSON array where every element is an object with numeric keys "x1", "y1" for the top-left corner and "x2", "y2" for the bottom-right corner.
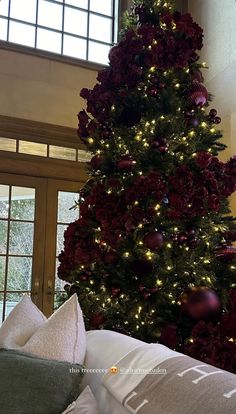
[
  {"x1": 160, "y1": 324, "x2": 178, "y2": 348},
  {"x1": 196, "y1": 152, "x2": 212, "y2": 169},
  {"x1": 220, "y1": 312, "x2": 236, "y2": 338}
]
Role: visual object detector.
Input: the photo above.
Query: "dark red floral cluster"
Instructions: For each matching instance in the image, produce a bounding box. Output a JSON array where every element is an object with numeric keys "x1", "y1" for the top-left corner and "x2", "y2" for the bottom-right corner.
[
  {"x1": 77, "y1": 10, "x2": 203, "y2": 141},
  {"x1": 160, "y1": 290, "x2": 236, "y2": 373},
  {"x1": 58, "y1": 217, "x2": 103, "y2": 280},
  {"x1": 184, "y1": 291, "x2": 236, "y2": 374},
  {"x1": 167, "y1": 153, "x2": 236, "y2": 219},
  {"x1": 58, "y1": 171, "x2": 168, "y2": 275}
]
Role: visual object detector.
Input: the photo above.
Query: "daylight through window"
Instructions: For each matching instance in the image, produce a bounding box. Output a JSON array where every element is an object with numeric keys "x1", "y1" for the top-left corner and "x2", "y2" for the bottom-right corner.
[{"x1": 0, "y1": 0, "x2": 119, "y2": 64}]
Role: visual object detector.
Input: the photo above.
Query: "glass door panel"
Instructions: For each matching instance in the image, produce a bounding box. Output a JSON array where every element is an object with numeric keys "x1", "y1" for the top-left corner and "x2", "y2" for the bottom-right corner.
[{"x1": 0, "y1": 174, "x2": 46, "y2": 324}]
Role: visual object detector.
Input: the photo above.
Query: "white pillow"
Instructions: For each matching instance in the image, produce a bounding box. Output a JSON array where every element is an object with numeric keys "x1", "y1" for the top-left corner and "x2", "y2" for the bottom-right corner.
[
  {"x1": 62, "y1": 386, "x2": 100, "y2": 414},
  {"x1": 81, "y1": 330, "x2": 144, "y2": 414},
  {"x1": 22, "y1": 294, "x2": 86, "y2": 364},
  {"x1": 0, "y1": 295, "x2": 46, "y2": 348}
]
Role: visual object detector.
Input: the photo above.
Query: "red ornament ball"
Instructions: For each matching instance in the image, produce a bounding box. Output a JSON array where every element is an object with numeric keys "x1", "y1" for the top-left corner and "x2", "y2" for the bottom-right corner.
[
  {"x1": 214, "y1": 116, "x2": 221, "y2": 124},
  {"x1": 147, "y1": 86, "x2": 158, "y2": 97},
  {"x1": 209, "y1": 108, "x2": 217, "y2": 118},
  {"x1": 111, "y1": 287, "x2": 121, "y2": 297},
  {"x1": 117, "y1": 155, "x2": 136, "y2": 171},
  {"x1": 186, "y1": 84, "x2": 208, "y2": 107},
  {"x1": 181, "y1": 287, "x2": 221, "y2": 321},
  {"x1": 90, "y1": 155, "x2": 103, "y2": 170},
  {"x1": 104, "y1": 251, "x2": 119, "y2": 265},
  {"x1": 216, "y1": 246, "x2": 236, "y2": 262},
  {"x1": 143, "y1": 231, "x2": 164, "y2": 251}
]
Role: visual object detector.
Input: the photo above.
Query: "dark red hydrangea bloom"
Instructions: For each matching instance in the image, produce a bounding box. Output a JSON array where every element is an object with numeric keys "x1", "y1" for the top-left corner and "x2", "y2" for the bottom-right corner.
[
  {"x1": 185, "y1": 320, "x2": 236, "y2": 373},
  {"x1": 160, "y1": 324, "x2": 178, "y2": 348}
]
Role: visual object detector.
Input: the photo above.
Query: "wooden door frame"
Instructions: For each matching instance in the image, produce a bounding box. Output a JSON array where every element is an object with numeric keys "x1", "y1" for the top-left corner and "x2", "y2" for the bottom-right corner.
[
  {"x1": 43, "y1": 178, "x2": 84, "y2": 317},
  {"x1": 0, "y1": 173, "x2": 47, "y2": 312}
]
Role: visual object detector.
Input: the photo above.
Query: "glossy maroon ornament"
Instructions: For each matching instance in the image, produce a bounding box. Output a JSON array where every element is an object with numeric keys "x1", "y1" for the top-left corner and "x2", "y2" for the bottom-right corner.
[
  {"x1": 117, "y1": 155, "x2": 136, "y2": 171},
  {"x1": 216, "y1": 246, "x2": 236, "y2": 262},
  {"x1": 214, "y1": 116, "x2": 221, "y2": 124},
  {"x1": 132, "y1": 258, "x2": 153, "y2": 277},
  {"x1": 111, "y1": 287, "x2": 121, "y2": 297},
  {"x1": 181, "y1": 287, "x2": 221, "y2": 321},
  {"x1": 147, "y1": 87, "x2": 158, "y2": 97},
  {"x1": 190, "y1": 69, "x2": 204, "y2": 84},
  {"x1": 186, "y1": 84, "x2": 208, "y2": 107},
  {"x1": 90, "y1": 155, "x2": 103, "y2": 170},
  {"x1": 189, "y1": 118, "x2": 199, "y2": 127},
  {"x1": 178, "y1": 233, "x2": 188, "y2": 244},
  {"x1": 104, "y1": 251, "x2": 119, "y2": 265},
  {"x1": 143, "y1": 231, "x2": 164, "y2": 251},
  {"x1": 209, "y1": 108, "x2": 217, "y2": 118},
  {"x1": 143, "y1": 292, "x2": 151, "y2": 300},
  {"x1": 158, "y1": 145, "x2": 169, "y2": 153},
  {"x1": 90, "y1": 312, "x2": 105, "y2": 328}
]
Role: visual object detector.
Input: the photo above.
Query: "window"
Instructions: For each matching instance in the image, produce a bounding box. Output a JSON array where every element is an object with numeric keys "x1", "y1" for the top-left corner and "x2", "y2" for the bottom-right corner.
[{"x1": 0, "y1": 0, "x2": 119, "y2": 65}]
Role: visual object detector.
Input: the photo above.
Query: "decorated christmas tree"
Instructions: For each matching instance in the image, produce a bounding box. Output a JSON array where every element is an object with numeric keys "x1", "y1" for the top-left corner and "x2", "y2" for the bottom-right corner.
[{"x1": 58, "y1": 0, "x2": 236, "y2": 372}]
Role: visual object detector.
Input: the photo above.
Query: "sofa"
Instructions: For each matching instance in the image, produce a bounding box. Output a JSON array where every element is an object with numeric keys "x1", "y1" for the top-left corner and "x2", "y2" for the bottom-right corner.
[{"x1": 82, "y1": 329, "x2": 236, "y2": 414}]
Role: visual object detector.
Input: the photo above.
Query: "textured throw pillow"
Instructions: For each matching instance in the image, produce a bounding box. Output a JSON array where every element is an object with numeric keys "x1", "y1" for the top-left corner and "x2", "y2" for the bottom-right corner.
[
  {"x1": 0, "y1": 348, "x2": 84, "y2": 414},
  {"x1": 62, "y1": 386, "x2": 100, "y2": 414},
  {"x1": 0, "y1": 295, "x2": 46, "y2": 349},
  {"x1": 22, "y1": 294, "x2": 86, "y2": 364}
]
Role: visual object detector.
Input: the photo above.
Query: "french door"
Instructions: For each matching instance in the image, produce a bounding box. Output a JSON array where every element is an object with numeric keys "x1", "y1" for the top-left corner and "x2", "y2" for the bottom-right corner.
[{"x1": 0, "y1": 173, "x2": 82, "y2": 322}]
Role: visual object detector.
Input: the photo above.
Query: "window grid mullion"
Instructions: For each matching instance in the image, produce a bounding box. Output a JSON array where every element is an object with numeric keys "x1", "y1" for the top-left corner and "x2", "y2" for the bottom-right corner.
[
  {"x1": 35, "y1": 0, "x2": 39, "y2": 48},
  {"x1": 6, "y1": 0, "x2": 11, "y2": 41},
  {"x1": 61, "y1": 0, "x2": 65, "y2": 55},
  {"x1": 86, "y1": 0, "x2": 90, "y2": 61}
]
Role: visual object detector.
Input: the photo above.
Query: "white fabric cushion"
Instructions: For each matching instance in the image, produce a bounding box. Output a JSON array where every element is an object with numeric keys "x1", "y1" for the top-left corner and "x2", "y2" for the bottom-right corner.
[
  {"x1": 62, "y1": 386, "x2": 100, "y2": 414},
  {"x1": 81, "y1": 330, "x2": 145, "y2": 414},
  {"x1": 22, "y1": 294, "x2": 86, "y2": 364},
  {"x1": 0, "y1": 295, "x2": 46, "y2": 348}
]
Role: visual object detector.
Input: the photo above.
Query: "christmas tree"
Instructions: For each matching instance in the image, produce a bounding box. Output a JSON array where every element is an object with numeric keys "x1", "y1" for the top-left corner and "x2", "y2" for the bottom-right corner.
[{"x1": 58, "y1": 0, "x2": 236, "y2": 373}]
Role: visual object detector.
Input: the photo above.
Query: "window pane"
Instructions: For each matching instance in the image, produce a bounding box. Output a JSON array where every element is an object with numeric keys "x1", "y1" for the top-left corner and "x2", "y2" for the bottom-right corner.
[
  {"x1": 0, "y1": 185, "x2": 9, "y2": 219},
  {"x1": 0, "y1": 0, "x2": 9, "y2": 17},
  {"x1": 7, "y1": 257, "x2": 32, "y2": 290},
  {"x1": 49, "y1": 145, "x2": 76, "y2": 161},
  {"x1": 58, "y1": 191, "x2": 79, "y2": 223},
  {"x1": 19, "y1": 140, "x2": 47, "y2": 157},
  {"x1": 54, "y1": 292, "x2": 67, "y2": 310},
  {"x1": 9, "y1": 222, "x2": 34, "y2": 255},
  {"x1": 10, "y1": 0, "x2": 37, "y2": 23},
  {"x1": 65, "y1": 0, "x2": 88, "y2": 8},
  {"x1": 90, "y1": 0, "x2": 112, "y2": 16},
  {"x1": 88, "y1": 41, "x2": 110, "y2": 64},
  {"x1": 63, "y1": 35, "x2": 86, "y2": 60},
  {"x1": 38, "y1": 0, "x2": 63, "y2": 30},
  {"x1": 37, "y1": 28, "x2": 62, "y2": 53},
  {"x1": 57, "y1": 224, "x2": 68, "y2": 256},
  {"x1": 0, "y1": 221, "x2": 8, "y2": 254},
  {"x1": 55, "y1": 259, "x2": 65, "y2": 291},
  {"x1": 11, "y1": 187, "x2": 35, "y2": 221},
  {"x1": 5, "y1": 292, "x2": 30, "y2": 319},
  {"x1": 0, "y1": 137, "x2": 16, "y2": 152},
  {"x1": 9, "y1": 21, "x2": 35, "y2": 47},
  {"x1": 89, "y1": 15, "x2": 112, "y2": 43},
  {"x1": 77, "y1": 149, "x2": 91, "y2": 162},
  {"x1": 0, "y1": 257, "x2": 6, "y2": 290},
  {"x1": 0, "y1": 18, "x2": 8, "y2": 40},
  {"x1": 64, "y1": 7, "x2": 87, "y2": 37}
]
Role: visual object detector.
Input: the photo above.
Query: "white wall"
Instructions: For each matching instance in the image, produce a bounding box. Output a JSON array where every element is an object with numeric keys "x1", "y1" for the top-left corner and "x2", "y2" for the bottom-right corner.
[{"x1": 0, "y1": 48, "x2": 98, "y2": 128}]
